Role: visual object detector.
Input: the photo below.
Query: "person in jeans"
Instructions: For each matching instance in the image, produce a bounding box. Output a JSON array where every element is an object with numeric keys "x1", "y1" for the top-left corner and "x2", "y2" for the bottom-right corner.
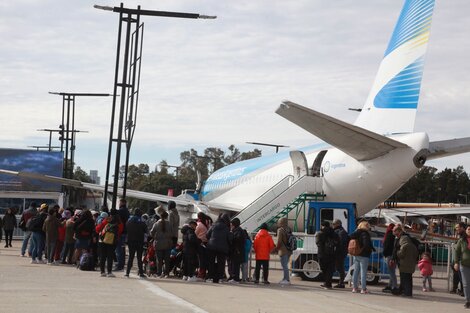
[
  {"x1": 276, "y1": 217, "x2": 292, "y2": 285},
  {"x1": 382, "y1": 223, "x2": 398, "y2": 293},
  {"x1": 350, "y1": 221, "x2": 374, "y2": 294},
  {"x1": 20, "y1": 202, "x2": 38, "y2": 257}
]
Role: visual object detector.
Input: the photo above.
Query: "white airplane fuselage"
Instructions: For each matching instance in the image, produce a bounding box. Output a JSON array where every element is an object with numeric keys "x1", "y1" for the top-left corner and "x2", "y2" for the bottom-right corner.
[{"x1": 201, "y1": 132, "x2": 429, "y2": 217}]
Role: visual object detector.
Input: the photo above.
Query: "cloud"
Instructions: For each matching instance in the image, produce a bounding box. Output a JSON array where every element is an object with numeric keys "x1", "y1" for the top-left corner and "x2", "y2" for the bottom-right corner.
[{"x1": 1, "y1": 0, "x2": 470, "y2": 177}]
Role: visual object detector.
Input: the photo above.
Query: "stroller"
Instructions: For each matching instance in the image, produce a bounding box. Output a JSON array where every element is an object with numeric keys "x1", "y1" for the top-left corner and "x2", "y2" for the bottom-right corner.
[
  {"x1": 143, "y1": 239, "x2": 158, "y2": 276},
  {"x1": 168, "y1": 243, "x2": 184, "y2": 277}
]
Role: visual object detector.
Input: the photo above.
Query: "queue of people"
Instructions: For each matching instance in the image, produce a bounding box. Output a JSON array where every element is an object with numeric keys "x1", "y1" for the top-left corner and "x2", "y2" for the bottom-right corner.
[{"x1": 6, "y1": 201, "x2": 470, "y2": 309}]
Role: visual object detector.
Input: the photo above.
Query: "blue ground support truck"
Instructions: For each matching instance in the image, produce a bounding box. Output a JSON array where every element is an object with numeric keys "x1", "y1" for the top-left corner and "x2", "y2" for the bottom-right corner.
[{"x1": 291, "y1": 201, "x2": 387, "y2": 285}]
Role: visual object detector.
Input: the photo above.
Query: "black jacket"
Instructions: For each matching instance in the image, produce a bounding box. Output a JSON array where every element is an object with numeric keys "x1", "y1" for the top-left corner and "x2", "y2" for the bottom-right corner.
[
  {"x1": 350, "y1": 229, "x2": 373, "y2": 257},
  {"x1": 181, "y1": 225, "x2": 200, "y2": 255},
  {"x1": 316, "y1": 226, "x2": 339, "y2": 259},
  {"x1": 29, "y1": 212, "x2": 48, "y2": 234},
  {"x1": 206, "y1": 219, "x2": 233, "y2": 254},
  {"x1": 126, "y1": 216, "x2": 148, "y2": 244},
  {"x1": 230, "y1": 226, "x2": 247, "y2": 263},
  {"x1": 383, "y1": 231, "x2": 395, "y2": 257},
  {"x1": 334, "y1": 226, "x2": 350, "y2": 258}
]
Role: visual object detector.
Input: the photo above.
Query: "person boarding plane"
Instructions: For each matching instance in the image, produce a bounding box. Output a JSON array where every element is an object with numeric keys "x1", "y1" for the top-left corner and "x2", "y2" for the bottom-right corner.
[{"x1": 1, "y1": 0, "x2": 470, "y2": 231}]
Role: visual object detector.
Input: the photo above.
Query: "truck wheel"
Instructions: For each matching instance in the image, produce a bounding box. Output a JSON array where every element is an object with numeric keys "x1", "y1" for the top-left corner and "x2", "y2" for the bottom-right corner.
[{"x1": 299, "y1": 258, "x2": 322, "y2": 281}]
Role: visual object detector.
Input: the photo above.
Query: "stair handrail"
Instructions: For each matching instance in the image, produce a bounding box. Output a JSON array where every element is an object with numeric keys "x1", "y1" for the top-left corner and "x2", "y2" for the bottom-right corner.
[
  {"x1": 235, "y1": 175, "x2": 294, "y2": 223},
  {"x1": 240, "y1": 175, "x2": 323, "y2": 230}
]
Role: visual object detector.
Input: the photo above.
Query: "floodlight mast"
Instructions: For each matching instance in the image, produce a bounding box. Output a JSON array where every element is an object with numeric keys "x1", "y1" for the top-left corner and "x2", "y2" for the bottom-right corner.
[{"x1": 95, "y1": 3, "x2": 216, "y2": 210}]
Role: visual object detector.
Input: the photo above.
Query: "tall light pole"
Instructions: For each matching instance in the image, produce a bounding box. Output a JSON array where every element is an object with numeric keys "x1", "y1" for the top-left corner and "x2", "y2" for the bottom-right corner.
[
  {"x1": 49, "y1": 92, "x2": 111, "y2": 178},
  {"x1": 95, "y1": 3, "x2": 216, "y2": 210}
]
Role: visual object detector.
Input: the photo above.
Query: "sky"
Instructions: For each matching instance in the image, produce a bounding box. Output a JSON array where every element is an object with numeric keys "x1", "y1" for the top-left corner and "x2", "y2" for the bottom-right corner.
[{"x1": 1, "y1": 0, "x2": 470, "y2": 182}]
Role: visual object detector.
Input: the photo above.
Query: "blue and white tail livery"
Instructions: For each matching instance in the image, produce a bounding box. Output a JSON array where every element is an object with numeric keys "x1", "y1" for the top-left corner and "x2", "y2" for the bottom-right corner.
[
  {"x1": 355, "y1": 0, "x2": 435, "y2": 135},
  {"x1": 1, "y1": 0, "x2": 470, "y2": 224}
]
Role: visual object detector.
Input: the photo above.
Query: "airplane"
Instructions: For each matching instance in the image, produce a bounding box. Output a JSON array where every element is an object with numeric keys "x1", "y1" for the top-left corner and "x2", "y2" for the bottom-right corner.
[{"x1": 2, "y1": 0, "x2": 470, "y2": 230}]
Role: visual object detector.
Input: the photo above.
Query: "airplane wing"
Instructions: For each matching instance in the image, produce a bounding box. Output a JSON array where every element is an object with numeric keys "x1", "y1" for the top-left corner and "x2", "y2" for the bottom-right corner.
[
  {"x1": 276, "y1": 100, "x2": 408, "y2": 161},
  {"x1": 0, "y1": 169, "x2": 193, "y2": 207},
  {"x1": 364, "y1": 207, "x2": 470, "y2": 217},
  {"x1": 427, "y1": 137, "x2": 470, "y2": 160}
]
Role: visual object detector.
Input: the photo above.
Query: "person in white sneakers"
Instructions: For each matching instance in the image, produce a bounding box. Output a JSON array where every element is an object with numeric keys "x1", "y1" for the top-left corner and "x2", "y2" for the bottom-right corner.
[{"x1": 276, "y1": 218, "x2": 292, "y2": 285}]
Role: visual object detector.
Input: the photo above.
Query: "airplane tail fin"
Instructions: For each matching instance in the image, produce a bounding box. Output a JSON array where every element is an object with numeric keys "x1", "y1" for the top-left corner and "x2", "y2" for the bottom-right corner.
[{"x1": 354, "y1": 0, "x2": 435, "y2": 135}]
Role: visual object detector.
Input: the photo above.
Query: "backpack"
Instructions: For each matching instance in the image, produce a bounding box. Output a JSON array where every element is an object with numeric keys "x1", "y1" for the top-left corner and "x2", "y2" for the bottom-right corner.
[
  {"x1": 79, "y1": 252, "x2": 94, "y2": 271},
  {"x1": 347, "y1": 238, "x2": 363, "y2": 256},
  {"x1": 18, "y1": 217, "x2": 27, "y2": 231},
  {"x1": 404, "y1": 233, "x2": 423, "y2": 259},
  {"x1": 100, "y1": 223, "x2": 117, "y2": 245},
  {"x1": 324, "y1": 236, "x2": 337, "y2": 256},
  {"x1": 285, "y1": 229, "x2": 297, "y2": 251}
]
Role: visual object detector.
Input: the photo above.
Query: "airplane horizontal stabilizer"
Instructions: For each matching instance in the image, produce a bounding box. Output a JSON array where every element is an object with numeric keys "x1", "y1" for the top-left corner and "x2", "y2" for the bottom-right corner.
[
  {"x1": 276, "y1": 101, "x2": 408, "y2": 161},
  {"x1": 427, "y1": 137, "x2": 470, "y2": 160}
]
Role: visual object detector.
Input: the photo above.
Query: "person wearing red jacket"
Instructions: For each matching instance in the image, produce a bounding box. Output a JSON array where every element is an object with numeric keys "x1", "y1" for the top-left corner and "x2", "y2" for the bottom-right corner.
[
  {"x1": 96, "y1": 210, "x2": 124, "y2": 277},
  {"x1": 418, "y1": 251, "x2": 434, "y2": 292},
  {"x1": 253, "y1": 223, "x2": 275, "y2": 284}
]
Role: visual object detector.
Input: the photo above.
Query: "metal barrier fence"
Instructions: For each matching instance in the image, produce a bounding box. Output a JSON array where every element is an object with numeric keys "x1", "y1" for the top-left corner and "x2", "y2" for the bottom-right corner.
[{"x1": 253, "y1": 232, "x2": 455, "y2": 289}]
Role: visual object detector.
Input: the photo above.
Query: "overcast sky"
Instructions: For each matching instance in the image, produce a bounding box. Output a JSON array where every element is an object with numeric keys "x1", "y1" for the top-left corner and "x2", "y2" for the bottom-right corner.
[{"x1": 1, "y1": 0, "x2": 470, "y2": 181}]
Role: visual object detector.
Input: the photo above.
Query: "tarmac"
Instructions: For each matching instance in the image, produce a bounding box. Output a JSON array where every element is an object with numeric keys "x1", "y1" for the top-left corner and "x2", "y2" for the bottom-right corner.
[{"x1": 0, "y1": 240, "x2": 466, "y2": 313}]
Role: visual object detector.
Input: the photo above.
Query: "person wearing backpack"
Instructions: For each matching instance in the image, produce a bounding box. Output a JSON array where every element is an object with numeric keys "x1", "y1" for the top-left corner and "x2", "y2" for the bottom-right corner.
[
  {"x1": 393, "y1": 225, "x2": 418, "y2": 297},
  {"x1": 332, "y1": 219, "x2": 349, "y2": 288},
  {"x1": 316, "y1": 221, "x2": 339, "y2": 289},
  {"x1": 20, "y1": 202, "x2": 38, "y2": 257},
  {"x1": 96, "y1": 210, "x2": 123, "y2": 277},
  {"x1": 349, "y1": 221, "x2": 374, "y2": 294},
  {"x1": 276, "y1": 217, "x2": 292, "y2": 285}
]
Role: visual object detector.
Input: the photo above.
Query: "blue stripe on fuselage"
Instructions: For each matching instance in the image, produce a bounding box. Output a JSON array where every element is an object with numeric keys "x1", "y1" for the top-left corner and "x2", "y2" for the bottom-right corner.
[{"x1": 201, "y1": 143, "x2": 329, "y2": 198}]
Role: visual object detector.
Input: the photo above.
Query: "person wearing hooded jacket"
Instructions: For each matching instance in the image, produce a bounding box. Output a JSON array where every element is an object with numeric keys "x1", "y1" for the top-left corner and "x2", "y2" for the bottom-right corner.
[
  {"x1": 276, "y1": 217, "x2": 292, "y2": 285},
  {"x1": 206, "y1": 213, "x2": 233, "y2": 283},
  {"x1": 125, "y1": 208, "x2": 148, "y2": 278},
  {"x1": 181, "y1": 221, "x2": 200, "y2": 281},
  {"x1": 168, "y1": 201, "x2": 180, "y2": 248},
  {"x1": 228, "y1": 218, "x2": 246, "y2": 283},
  {"x1": 253, "y1": 222, "x2": 275, "y2": 284},
  {"x1": 316, "y1": 221, "x2": 340, "y2": 289}
]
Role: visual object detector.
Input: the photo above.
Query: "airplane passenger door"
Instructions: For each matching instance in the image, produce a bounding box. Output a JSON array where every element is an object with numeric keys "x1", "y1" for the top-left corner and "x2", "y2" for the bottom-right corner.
[{"x1": 289, "y1": 150, "x2": 309, "y2": 181}]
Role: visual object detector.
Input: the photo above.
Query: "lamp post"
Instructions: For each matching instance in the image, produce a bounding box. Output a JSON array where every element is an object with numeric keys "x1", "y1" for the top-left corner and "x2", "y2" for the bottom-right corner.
[
  {"x1": 95, "y1": 3, "x2": 216, "y2": 210},
  {"x1": 49, "y1": 92, "x2": 111, "y2": 178}
]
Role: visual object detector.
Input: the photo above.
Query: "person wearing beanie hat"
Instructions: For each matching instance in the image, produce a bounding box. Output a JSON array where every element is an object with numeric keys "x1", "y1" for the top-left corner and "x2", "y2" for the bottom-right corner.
[
  {"x1": 316, "y1": 220, "x2": 340, "y2": 289},
  {"x1": 125, "y1": 207, "x2": 148, "y2": 278},
  {"x1": 253, "y1": 222, "x2": 275, "y2": 284},
  {"x1": 228, "y1": 218, "x2": 245, "y2": 283},
  {"x1": 206, "y1": 213, "x2": 233, "y2": 283},
  {"x1": 276, "y1": 217, "x2": 291, "y2": 285}
]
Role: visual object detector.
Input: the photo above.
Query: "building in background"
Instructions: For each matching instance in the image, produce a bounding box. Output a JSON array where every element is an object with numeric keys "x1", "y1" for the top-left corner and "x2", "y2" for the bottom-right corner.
[{"x1": 89, "y1": 170, "x2": 100, "y2": 185}]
